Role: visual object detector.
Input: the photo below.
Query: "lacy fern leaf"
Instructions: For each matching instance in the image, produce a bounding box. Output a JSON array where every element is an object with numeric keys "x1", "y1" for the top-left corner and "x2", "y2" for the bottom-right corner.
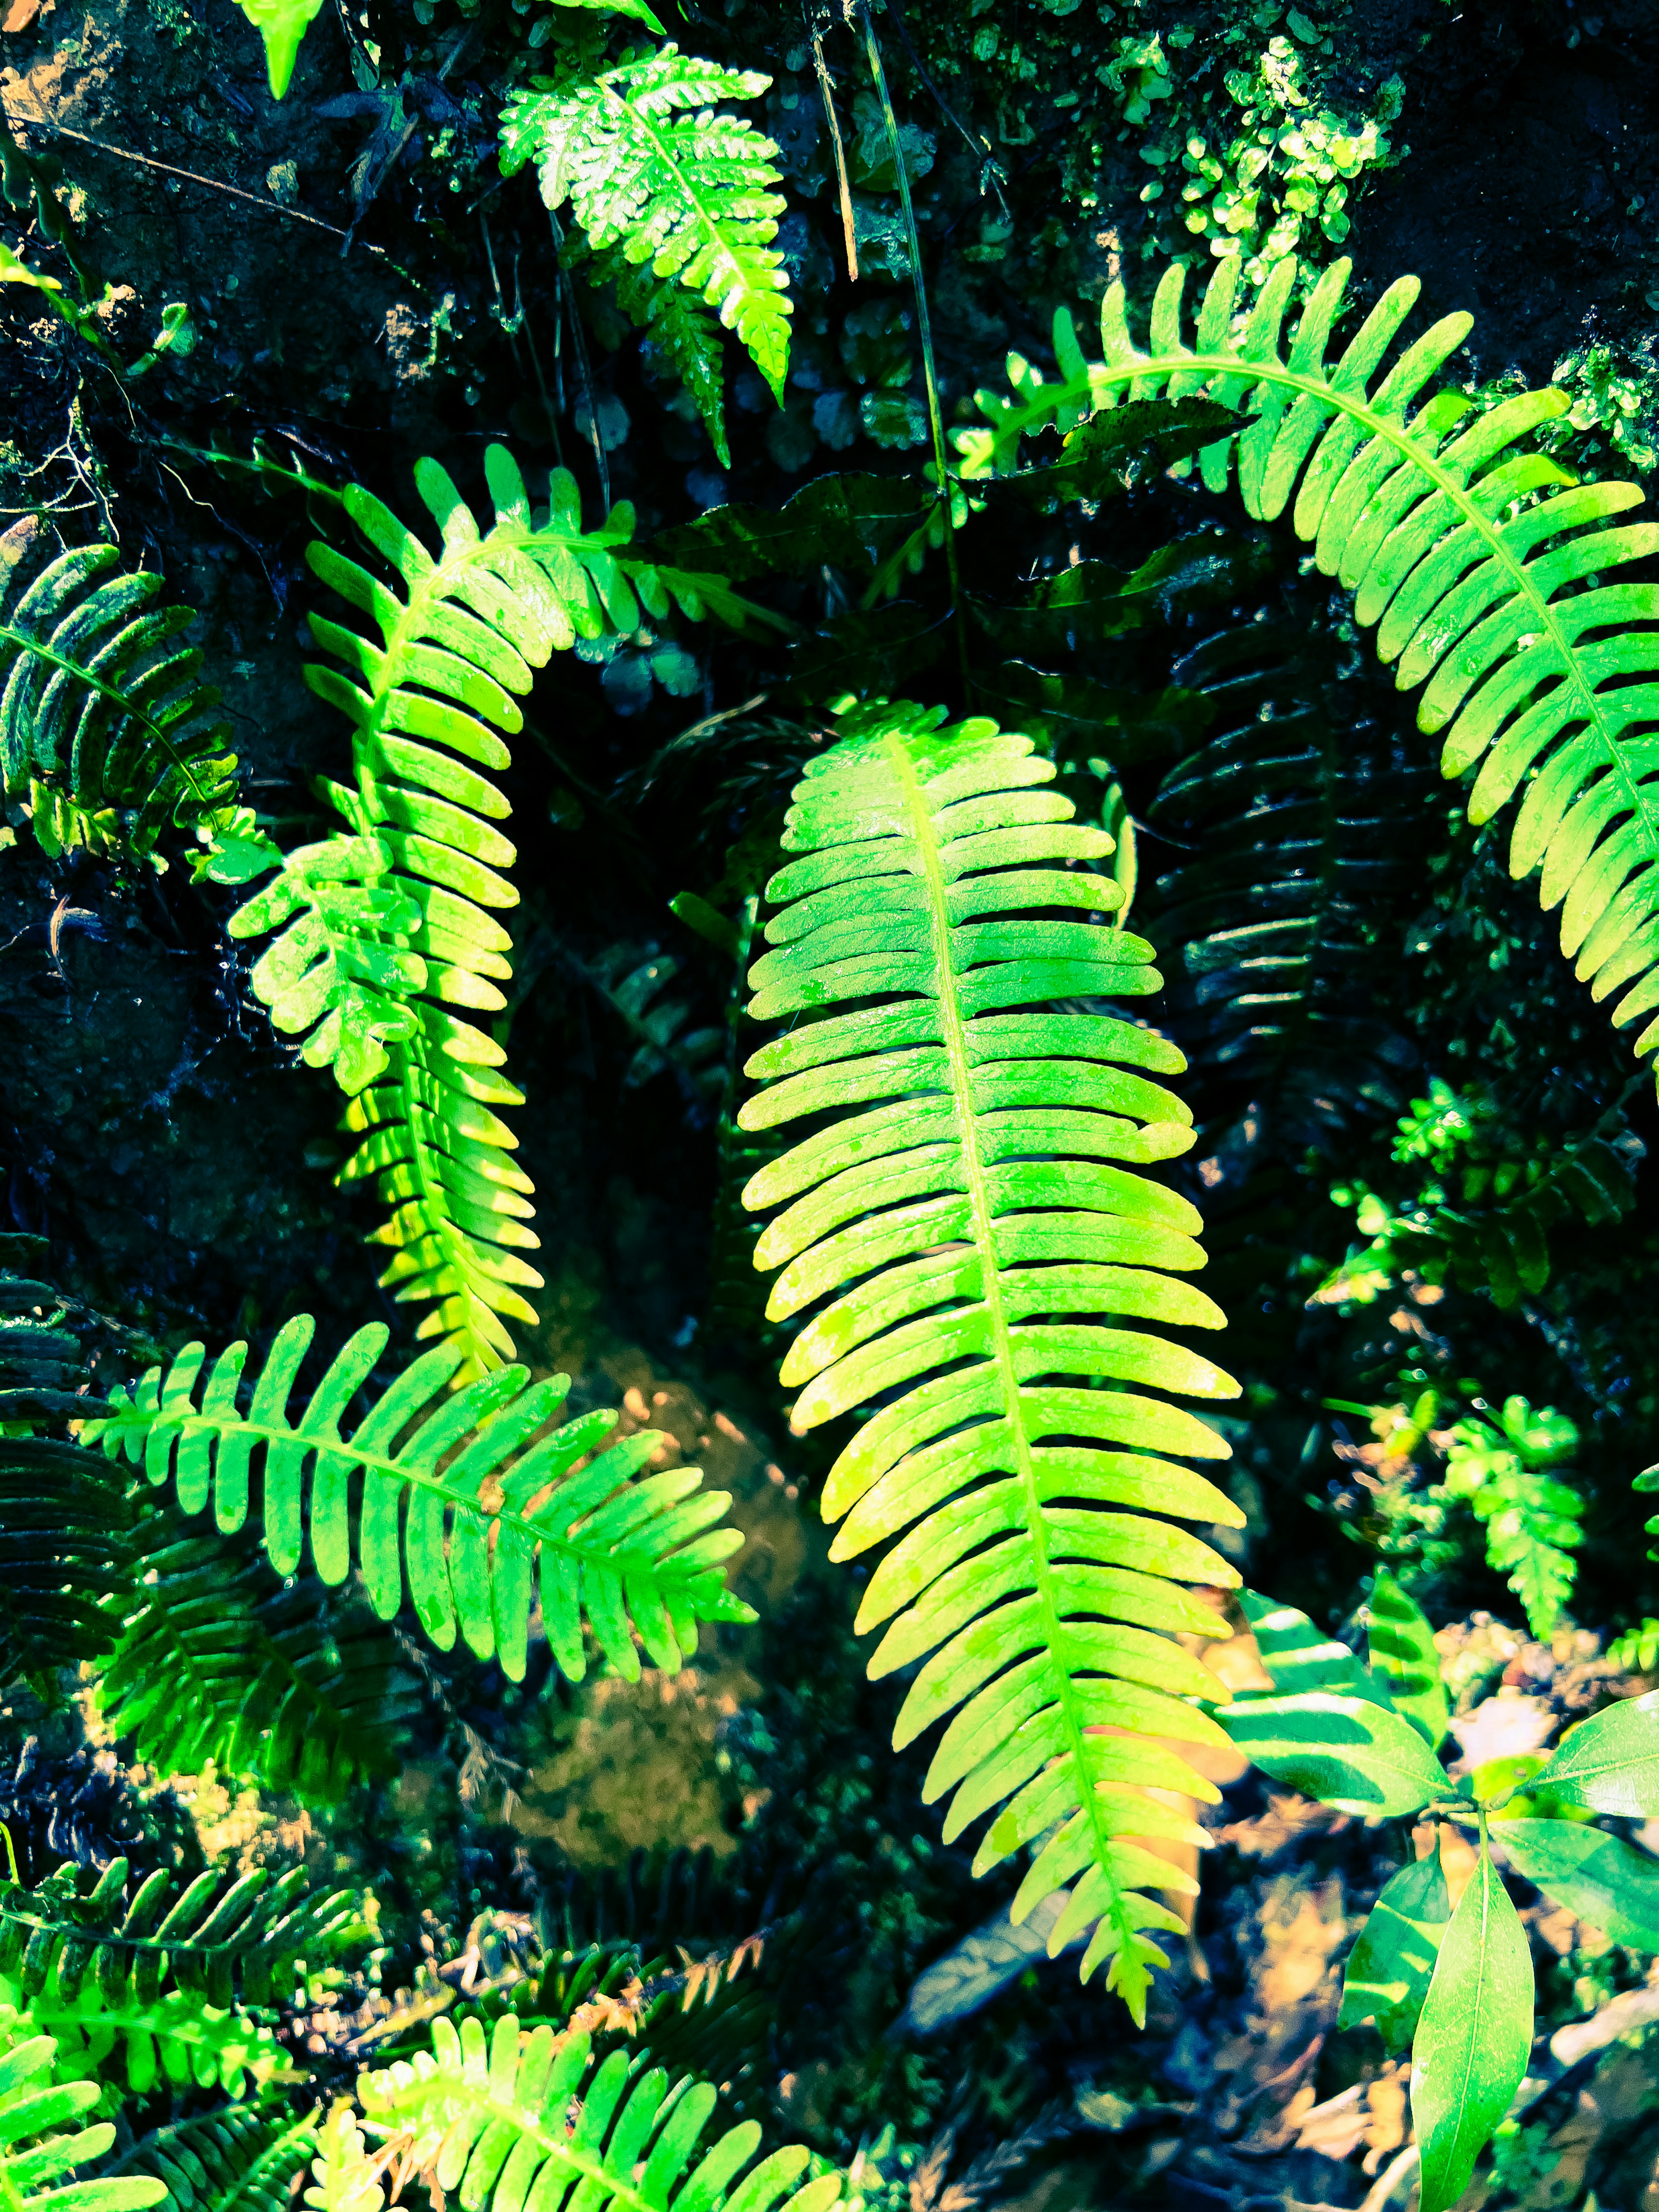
[
  {"x1": 85, "y1": 1313, "x2": 753, "y2": 1683},
  {"x1": 0, "y1": 540, "x2": 237, "y2": 862},
  {"x1": 0, "y1": 2007, "x2": 167, "y2": 2212},
  {"x1": 337, "y1": 2012, "x2": 834, "y2": 2212},
  {"x1": 737, "y1": 699, "x2": 1242, "y2": 2019},
  {"x1": 230, "y1": 448, "x2": 692, "y2": 1379},
  {"x1": 108, "y1": 2101, "x2": 320, "y2": 2212},
  {"x1": 99, "y1": 1513, "x2": 420, "y2": 1800},
  {"x1": 960, "y1": 254, "x2": 1659, "y2": 1088},
  {"x1": 501, "y1": 48, "x2": 792, "y2": 463}
]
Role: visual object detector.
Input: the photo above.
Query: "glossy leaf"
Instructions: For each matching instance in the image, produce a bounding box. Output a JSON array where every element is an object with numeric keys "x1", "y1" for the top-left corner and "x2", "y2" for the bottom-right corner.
[
  {"x1": 1366, "y1": 1570, "x2": 1450, "y2": 1747},
  {"x1": 1338, "y1": 1853, "x2": 1449, "y2": 2053},
  {"x1": 1530, "y1": 1691, "x2": 1659, "y2": 1818},
  {"x1": 1411, "y1": 1841, "x2": 1533, "y2": 2212},
  {"x1": 1220, "y1": 1686, "x2": 1449, "y2": 1815},
  {"x1": 1497, "y1": 1819, "x2": 1659, "y2": 1951},
  {"x1": 740, "y1": 699, "x2": 1241, "y2": 2022}
]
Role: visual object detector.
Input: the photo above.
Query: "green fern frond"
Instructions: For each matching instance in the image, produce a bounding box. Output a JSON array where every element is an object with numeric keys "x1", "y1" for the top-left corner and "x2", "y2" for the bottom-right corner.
[
  {"x1": 339, "y1": 2013, "x2": 834, "y2": 2212},
  {"x1": 0, "y1": 542, "x2": 238, "y2": 862},
  {"x1": 1442, "y1": 1399, "x2": 1583, "y2": 1638},
  {"x1": 0, "y1": 2006, "x2": 167, "y2": 2212},
  {"x1": 591, "y1": 242, "x2": 730, "y2": 468},
  {"x1": 0, "y1": 1438, "x2": 134, "y2": 1688},
  {"x1": 229, "y1": 448, "x2": 699, "y2": 1380},
  {"x1": 961, "y1": 254, "x2": 1659, "y2": 1087},
  {"x1": 106, "y1": 2101, "x2": 320, "y2": 2212},
  {"x1": 737, "y1": 699, "x2": 1243, "y2": 2021},
  {"x1": 501, "y1": 47, "x2": 793, "y2": 458},
  {"x1": 99, "y1": 1514, "x2": 421, "y2": 1801},
  {"x1": 573, "y1": 942, "x2": 727, "y2": 1112},
  {"x1": 84, "y1": 1313, "x2": 754, "y2": 1684}
]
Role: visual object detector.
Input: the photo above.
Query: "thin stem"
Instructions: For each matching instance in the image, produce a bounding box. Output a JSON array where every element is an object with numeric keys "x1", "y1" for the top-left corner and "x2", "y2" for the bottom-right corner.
[
  {"x1": 811, "y1": 33, "x2": 858, "y2": 281},
  {"x1": 857, "y1": 3, "x2": 971, "y2": 707}
]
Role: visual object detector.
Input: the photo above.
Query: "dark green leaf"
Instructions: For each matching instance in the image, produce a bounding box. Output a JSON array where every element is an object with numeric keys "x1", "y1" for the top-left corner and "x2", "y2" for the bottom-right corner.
[
  {"x1": 985, "y1": 398, "x2": 1237, "y2": 513},
  {"x1": 644, "y1": 473, "x2": 936, "y2": 582},
  {"x1": 1338, "y1": 1854, "x2": 1449, "y2": 2053},
  {"x1": 1411, "y1": 1842, "x2": 1533, "y2": 2212},
  {"x1": 979, "y1": 661, "x2": 1212, "y2": 768},
  {"x1": 1367, "y1": 1570, "x2": 1450, "y2": 1748}
]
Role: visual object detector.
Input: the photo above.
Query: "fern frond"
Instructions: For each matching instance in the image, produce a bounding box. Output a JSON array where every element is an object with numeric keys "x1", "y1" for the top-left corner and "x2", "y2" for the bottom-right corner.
[
  {"x1": 84, "y1": 1313, "x2": 754, "y2": 1684},
  {"x1": 340, "y1": 2013, "x2": 834, "y2": 2212},
  {"x1": 107, "y1": 2101, "x2": 320, "y2": 2212},
  {"x1": 0, "y1": 2006, "x2": 167, "y2": 2212},
  {"x1": 961, "y1": 255, "x2": 1659, "y2": 1086},
  {"x1": 229, "y1": 447, "x2": 697, "y2": 1380},
  {"x1": 0, "y1": 1438, "x2": 134, "y2": 1687},
  {"x1": 0, "y1": 542, "x2": 237, "y2": 861},
  {"x1": 591, "y1": 241, "x2": 730, "y2": 468},
  {"x1": 99, "y1": 1514, "x2": 421, "y2": 1801},
  {"x1": 737, "y1": 699, "x2": 1242, "y2": 2021},
  {"x1": 501, "y1": 46, "x2": 793, "y2": 457}
]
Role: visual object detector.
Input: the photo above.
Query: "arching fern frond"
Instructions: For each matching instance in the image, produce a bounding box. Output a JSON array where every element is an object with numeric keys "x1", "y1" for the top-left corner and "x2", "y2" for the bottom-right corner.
[
  {"x1": 737, "y1": 699, "x2": 1243, "y2": 2021},
  {"x1": 84, "y1": 1313, "x2": 753, "y2": 1684},
  {"x1": 0, "y1": 539, "x2": 237, "y2": 862},
  {"x1": 230, "y1": 448, "x2": 702, "y2": 1380},
  {"x1": 959, "y1": 254, "x2": 1659, "y2": 1088},
  {"x1": 0, "y1": 2007, "x2": 167, "y2": 2212},
  {"x1": 500, "y1": 49, "x2": 793, "y2": 466},
  {"x1": 337, "y1": 2013, "x2": 835, "y2": 2212},
  {"x1": 99, "y1": 1513, "x2": 421, "y2": 1801}
]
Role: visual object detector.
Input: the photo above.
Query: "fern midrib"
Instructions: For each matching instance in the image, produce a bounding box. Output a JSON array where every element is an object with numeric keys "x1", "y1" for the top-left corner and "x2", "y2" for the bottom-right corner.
[
  {"x1": 995, "y1": 351, "x2": 1659, "y2": 875},
  {"x1": 388, "y1": 2072, "x2": 658, "y2": 2212},
  {"x1": 596, "y1": 72, "x2": 759, "y2": 289},
  {"x1": 98, "y1": 1411, "x2": 702, "y2": 1585},
  {"x1": 880, "y1": 734, "x2": 1135, "y2": 1978}
]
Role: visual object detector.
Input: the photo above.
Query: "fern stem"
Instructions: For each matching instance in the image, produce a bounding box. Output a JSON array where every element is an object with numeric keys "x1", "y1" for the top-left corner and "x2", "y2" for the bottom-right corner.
[
  {"x1": 811, "y1": 33, "x2": 857, "y2": 282},
  {"x1": 857, "y1": 5, "x2": 970, "y2": 707},
  {"x1": 880, "y1": 731, "x2": 1139, "y2": 2005}
]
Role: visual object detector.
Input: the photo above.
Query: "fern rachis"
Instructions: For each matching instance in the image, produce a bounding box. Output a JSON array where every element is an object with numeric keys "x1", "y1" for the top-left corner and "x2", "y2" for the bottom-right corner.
[{"x1": 739, "y1": 700, "x2": 1243, "y2": 2019}]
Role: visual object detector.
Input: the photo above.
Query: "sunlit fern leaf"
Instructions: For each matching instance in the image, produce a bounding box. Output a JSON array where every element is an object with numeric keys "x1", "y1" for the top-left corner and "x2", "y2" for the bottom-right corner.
[
  {"x1": 229, "y1": 446, "x2": 699, "y2": 1380},
  {"x1": 0, "y1": 541, "x2": 237, "y2": 862},
  {"x1": 500, "y1": 47, "x2": 792, "y2": 458},
  {"x1": 959, "y1": 254, "x2": 1659, "y2": 1087},
  {"x1": 83, "y1": 1313, "x2": 754, "y2": 1684},
  {"x1": 107, "y1": 2101, "x2": 320, "y2": 2212},
  {"x1": 99, "y1": 1513, "x2": 421, "y2": 1802},
  {"x1": 338, "y1": 2013, "x2": 835, "y2": 2212},
  {"x1": 737, "y1": 698, "x2": 1243, "y2": 2020},
  {"x1": 301, "y1": 2107, "x2": 381, "y2": 2212},
  {"x1": 0, "y1": 2006, "x2": 167, "y2": 2212}
]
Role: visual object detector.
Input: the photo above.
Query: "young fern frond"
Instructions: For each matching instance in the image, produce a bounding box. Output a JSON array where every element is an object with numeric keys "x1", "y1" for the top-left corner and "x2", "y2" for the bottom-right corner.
[
  {"x1": 84, "y1": 1313, "x2": 753, "y2": 1684},
  {"x1": 0, "y1": 541, "x2": 237, "y2": 861},
  {"x1": 737, "y1": 700, "x2": 1242, "y2": 2021},
  {"x1": 99, "y1": 1514, "x2": 421, "y2": 1801},
  {"x1": 229, "y1": 448, "x2": 701, "y2": 1380},
  {"x1": 501, "y1": 49, "x2": 793, "y2": 466},
  {"x1": 337, "y1": 2013, "x2": 835, "y2": 2212},
  {"x1": 960, "y1": 254, "x2": 1659, "y2": 1086},
  {"x1": 0, "y1": 2008, "x2": 167, "y2": 2212}
]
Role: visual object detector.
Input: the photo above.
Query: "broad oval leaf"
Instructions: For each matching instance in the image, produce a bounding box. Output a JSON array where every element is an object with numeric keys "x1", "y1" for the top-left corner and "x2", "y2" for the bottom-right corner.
[
  {"x1": 1220, "y1": 1688, "x2": 1449, "y2": 1816},
  {"x1": 1531, "y1": 1690, "x2": 1659, "y2": 1818},
  {"x1": 1411, "y1": 1842, "x2": 1534, "y2": 2212},
  {"x1": 1497, "y1": 1818, "x2": 1659, "y2": 1951},
  {"x1": 1366, "y1": 1569, "x2": 1450, "y2": 1748},
  {"x1": 1338, "y1": 1852, "x2": 1450, "y2": 2053}
]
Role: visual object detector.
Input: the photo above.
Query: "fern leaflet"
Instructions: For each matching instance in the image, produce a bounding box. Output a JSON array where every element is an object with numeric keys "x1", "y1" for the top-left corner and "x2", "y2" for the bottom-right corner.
[
  {"x1": 0, "y1": 2006, "x2": 167, "y2": 2212},
  {"x1": 738, "y1": 699, "x2": 1242, "y2": 2020},
  {"x1": 501, "y1": 48, "x2": 792, "y2": 462},
  {"x1": 84, "y1": 1313, "x2": 754, "y2": 1683},
  {"x1": 107, "y1": 2102, "x2": 320, "y2": 2212},
  {"x1": 959, "y1": 253, "x2": 1659, "y2": 1090}
]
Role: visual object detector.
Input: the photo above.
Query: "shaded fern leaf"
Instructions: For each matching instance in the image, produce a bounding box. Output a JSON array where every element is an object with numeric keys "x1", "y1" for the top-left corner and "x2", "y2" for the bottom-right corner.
[
  {"x1": 107, "y1": 2101, "x2": 319, "y2": 2212},
  {"x1": 738, "y1": 699, "x2": 1242, "y2": 2020},
  {"x1": 501, "y1": 48, "x2": 792, "y2": 458},
  {"x1": 0, "y1": 1437, "x2": 134, "y2": 1688},
  {"x1": 229, "y1": 447, "x2": 697, "y2": 1380},
  {"x1": 0, "y1": 541, "x2": 237, "y2": 862},
  {"x1": 0, "y1": 2007, "x2": 167, "y2": 2212},
  {"x1": 960, "y1": 254, "x2": 1659, "y2": 1087},
  {"x1": 591, "y1": 240, "x2": 729, "y2": 468},
  {"x1": 100, "y1": 1512, "x2": 421, "y2": 1801},
  {"x1": 337, "y1": 2013, "x2": 834, "y2": 2212},
  {"x1": 84, "y1": 1313, "x2": 754, "y2": 1684}
]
